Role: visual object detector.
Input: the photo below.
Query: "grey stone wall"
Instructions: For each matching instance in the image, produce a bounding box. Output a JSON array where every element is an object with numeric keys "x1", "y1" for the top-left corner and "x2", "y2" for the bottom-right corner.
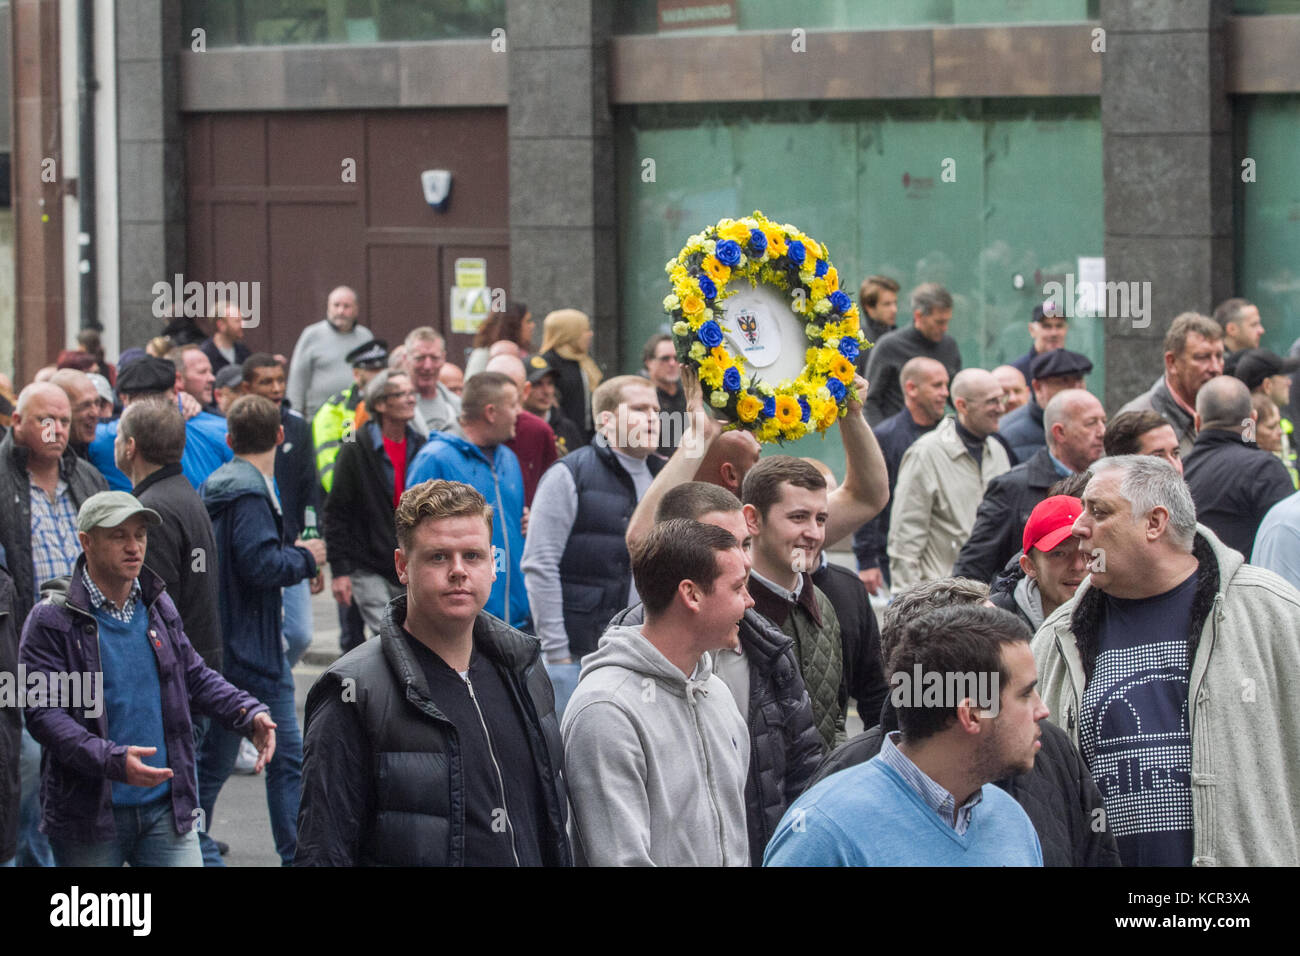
[
  {"x1": 117, "y1": 0, "x2": 185, "y2": 348},
  {"x1": 506, "y1": 0, "x2": 618, "y2": 373},
  {"x1": 1101, "y1": 0, "x2": 1234, "y2": 410}
]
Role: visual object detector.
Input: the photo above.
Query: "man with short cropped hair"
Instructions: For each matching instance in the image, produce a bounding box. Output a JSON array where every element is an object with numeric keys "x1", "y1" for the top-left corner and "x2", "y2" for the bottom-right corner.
[
  {"x1": 49, "y1": 369, "x2": 100, "y2": 461},
  {"x1": 404, "y1": 327, "x2": 461, "y2": 436},
  {"x1": 563, "y1": 518, "x2": 752, "y2": 866},
  {"x1": 297, "y1": 480, "x2": 573, "y2": 866},
  {"x1": 766, "y1": 603, "x2": 1046, "y2": 866},
  {"x1": 115, "y1": 401, "x2": 221, "y2": 673},
  {"x1": 992, "y1": 365, "x2": 1029, "y2": 414},
  {"x1": 955, "y1": 388, "x2": 1105, "y2": 585},
  {"x1": 1120, "y1": 311, "x2": 1225, "y2": 457},
  {"x1": 1214, "y1": 297, "x2": 1264, "y2": 356},
  {"x1": 20, "y1": 491, "x2": 275, "y2": 867},
  {"x1": 1182, "y1": 375, "x2": 1293, "y2": 557},
  {"x1": 606, "y1": 482, "x2": 823, "y2": 865},
  {"x1": 741, "y1": 456, "x2": 846, "y2": 751},
  {"x1": 1036, "y1": 454, "x2": 1300, "y2": 865},
  {"x1": 864, "y1": 282, "x2": 963, "y2": 425},
  {"x1": 197, "y1": 395, "x2": 327, "y2": 866},
  {"x1": 642, "y1": 333, "x2": 685, "y2": 459},
  {"x1": 287, "y1": 286, "x2": 373, "y2": 420},
  {"x1": 858, "y1": 274, "x2": 901, "y2": 347},
  {"x1": 522, "y1": 375, "x2": 664, "y2": 713},
  {"x1": 407, "y1": 371, "x2": 530, "y2": 630},
  {"x1": 1102, "y1": 410, "x2": 1184, "y2": 475},
  {"x1": 484, "y1": 354, "x2": 559, "y2": 506},
  {"x1": 200, "y1": 299, "x2": 251, "y2": 375},
  {"x1": 888, "y1": 369, "x2": 1011, "y2": 591},
  {"x1": 169, "y1": 345, "x2": 217, "y2": 414}
]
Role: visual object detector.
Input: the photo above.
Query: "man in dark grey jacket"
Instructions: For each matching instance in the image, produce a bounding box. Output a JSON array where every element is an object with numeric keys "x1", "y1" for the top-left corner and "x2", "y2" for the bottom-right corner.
[
  {"x1": 607, "y1": 481, "x2": 823, "y2": 865},
  {"x1": 297, "y1": 480, "x2": 571, "y2": 866}
]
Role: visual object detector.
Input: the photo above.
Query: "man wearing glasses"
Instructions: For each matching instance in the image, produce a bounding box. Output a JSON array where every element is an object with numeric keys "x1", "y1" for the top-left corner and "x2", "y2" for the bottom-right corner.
[
  {"x1": 642, "y1": 334, "x2": 685, "y2": 461},
  {"x1": 323, "y1": 369, "x2": 427, "y2": 637}
]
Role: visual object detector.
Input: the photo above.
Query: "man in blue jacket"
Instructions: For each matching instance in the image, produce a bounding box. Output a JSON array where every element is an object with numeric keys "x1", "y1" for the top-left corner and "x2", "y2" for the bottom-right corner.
[
  {"x1": 19, "y1": 491, "x2": 274, "y2": 867},
  {"x1": 407, "y1": 371, "x2": 530, "y2": 630},
  {"x1": 197, "y1": 395, "x2": 326, "y2": 866}
]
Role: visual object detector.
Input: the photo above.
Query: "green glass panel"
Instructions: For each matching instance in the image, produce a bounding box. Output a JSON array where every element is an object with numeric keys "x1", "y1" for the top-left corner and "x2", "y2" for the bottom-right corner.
[
  {"x1": 182, "y1": 0, "x2": 504, "y2": 47},
  {"x1": 1237, "y1": 95, "x2": 1300, "y2": 356},
  {"x1": 617, "y1": 99, "x2": 1102, "y2": 484}
]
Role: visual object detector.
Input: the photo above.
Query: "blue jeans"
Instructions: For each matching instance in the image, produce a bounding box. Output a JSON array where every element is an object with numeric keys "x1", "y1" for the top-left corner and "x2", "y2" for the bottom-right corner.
[
  {"x1": 17, "y1": 719, "x2": 54, "y2": 867},
  {"x1": 49, "y1": 795, "x2": 202, "y2": 867},
  {"x1": 544, "y1": 661, "x2": 582, "y2": 724},
  {"x1": 282, "y1": 579, "x2": 313, "y2": 668},
  {"x1": 195, "y1": 666, "x2": 302, "y2": 866}
]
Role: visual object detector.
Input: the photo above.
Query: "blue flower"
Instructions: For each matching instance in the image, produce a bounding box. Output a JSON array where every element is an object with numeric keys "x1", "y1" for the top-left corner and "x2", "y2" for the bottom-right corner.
[
  {"x1": 798, "y1": 396, "x2": 811, "y2": 422},
  {"x1": 829, "y1": 290, "x2": 852, "y2": 313},
  {"x1": 814, "y1": 258, "x2": 828, "y2": 278},
  {"x1": 748, "y1": 229, "x2": 767, "y2": 254},
  {"x1": 723, "y1": 367, "x2": 742, "y2": 392},
  {"x1": 827, "y1": 377, "x2": 847, "y2": 402},
  {"x1": 838, "y1": 337, "x2": 860, "y2": 362},
  {"x1": 715, "y1": 239, "x2": 742, "y2": 267},
  {"x1": 697, "y1": 320, "x2": 724, "y2": 349},
  {"x1": 697, "y1": 274, "x2": 717, "y2": 300},
  {"x1": 762, "y1": 396, "x2": 776, "y2": 419},
  {"x1": 788, "y1": 240, "x2": 806, "y2": 264}
]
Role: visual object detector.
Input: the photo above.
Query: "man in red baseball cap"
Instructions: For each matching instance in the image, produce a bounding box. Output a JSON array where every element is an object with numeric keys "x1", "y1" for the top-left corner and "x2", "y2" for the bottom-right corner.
[{"x1": 990, "y1": 495, "x2": 1089, "y2": 630}]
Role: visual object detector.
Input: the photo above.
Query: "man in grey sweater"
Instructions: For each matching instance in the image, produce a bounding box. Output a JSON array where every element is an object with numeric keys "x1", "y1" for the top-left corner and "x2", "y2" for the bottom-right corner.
[
  {"x1": 286, "y1": 286, "x2": 374, "y2": 419},
  {"x1": 562, "y1": 518, "x2": 752, "y2": 866}
]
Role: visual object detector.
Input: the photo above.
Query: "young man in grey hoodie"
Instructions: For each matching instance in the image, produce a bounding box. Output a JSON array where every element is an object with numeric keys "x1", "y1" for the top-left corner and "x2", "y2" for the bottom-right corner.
[{"x1": 562, "y1": 518, "x2": 752, "y2": 866}]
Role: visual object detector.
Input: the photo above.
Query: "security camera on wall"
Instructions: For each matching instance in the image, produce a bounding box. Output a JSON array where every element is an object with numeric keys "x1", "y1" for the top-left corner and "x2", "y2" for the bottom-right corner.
[{"x1": 421, "y1": 169, "x2": 452, "y2": 212}]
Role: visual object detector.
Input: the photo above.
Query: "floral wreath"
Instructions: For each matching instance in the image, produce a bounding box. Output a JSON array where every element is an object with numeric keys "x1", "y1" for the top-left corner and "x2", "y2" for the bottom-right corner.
[{"x1": 664, "y1": 210, "x2": 867, "y2": 444}]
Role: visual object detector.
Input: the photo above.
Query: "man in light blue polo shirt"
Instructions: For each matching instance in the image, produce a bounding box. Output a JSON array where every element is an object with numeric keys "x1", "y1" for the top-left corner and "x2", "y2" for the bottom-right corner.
[{"x1": 765, "y1": 604, "x2": 1045, "y2": 866}]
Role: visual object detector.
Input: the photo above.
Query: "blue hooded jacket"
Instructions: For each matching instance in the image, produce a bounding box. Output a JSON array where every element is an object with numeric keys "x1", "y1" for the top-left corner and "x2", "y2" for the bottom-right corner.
[
  {"x1": 90, "y1": 410, "x2": 232, "y2": 491},
  {"x1": 201, "y1": 457, "x2": 316, "y2": 697},
  {"x1": 406, "y1": 432, "x2": 531, "y2": 630}
]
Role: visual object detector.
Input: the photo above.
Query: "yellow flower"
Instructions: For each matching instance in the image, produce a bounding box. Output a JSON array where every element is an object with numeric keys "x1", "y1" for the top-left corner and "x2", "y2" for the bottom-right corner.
[
  {"x1": 689, "y1": 341, "x2": 706, "y2": 361},
  {"x1": 702, "y1": 257, "x2": 731, "y2": 286},
  {"x1": 736, "y1": 393, "x2": 763, "y2": 423},
  {"x1": 719, "y1": 221, "x2": 750, "y2": 243},
  {"x1": 814, "y1": 397, "x2": 839, "y2": 430},
  {"x1": 681, "y1": 294, "x2": 704, "y2": 316},
  {"x1": 756, "y1": 419, "x2": 782, "y2": 444},
  {"x1": 825, "y1": 266, "x2": 839, "y2": 293},
  {"x1": 710, "y1": 345, "x2": 734, "y2": 366},
  {"x1": 762, "y1": 227, "x2": 788, "y2": 258},
  {"x1": 782, "y1": 420, "x2": 808, "y2": 441},
  {"x1": 699, "y1": 355, "x2": 725, "y2": 389},
  {"x1": 774, "y1": 395, "x2": 801, "y2": 426},
  {"x1": 830, "y1": 354, "x2": 855, "y2": 384}
]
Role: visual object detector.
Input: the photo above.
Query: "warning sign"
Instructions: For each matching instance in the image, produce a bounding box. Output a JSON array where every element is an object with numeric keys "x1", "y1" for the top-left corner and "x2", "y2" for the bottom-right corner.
[{"x1": 451, "y1": 257, "x2": 489, "y2": 334}]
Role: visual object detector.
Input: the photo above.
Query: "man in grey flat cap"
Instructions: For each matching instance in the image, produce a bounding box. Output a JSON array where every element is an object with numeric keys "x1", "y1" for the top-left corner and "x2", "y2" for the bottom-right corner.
[{"x1": 19, "y1": 491, "x2": 275, "y2": 867}]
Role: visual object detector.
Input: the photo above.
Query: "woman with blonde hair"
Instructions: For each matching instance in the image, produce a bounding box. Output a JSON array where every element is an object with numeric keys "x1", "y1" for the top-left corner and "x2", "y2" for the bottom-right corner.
[{"x1": 540, "y1": 308, "x2": 602, "y2": 443}]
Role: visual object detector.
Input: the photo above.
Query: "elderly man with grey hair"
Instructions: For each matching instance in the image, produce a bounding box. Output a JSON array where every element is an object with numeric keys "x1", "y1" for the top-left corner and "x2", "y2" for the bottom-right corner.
[
  {"x1": 323, "y1": 368, "x2": 427, "y2": 636},
  {"x1": 403, "y1": 327, "x2": 461, "y2": 436},
  {"x1": 863, "y1": 282, "x2": 963, "y2": 425},
  {"x1": 1182, "y1": 374, "x2": 1294, "y2": 558},
  {"x1": 1033, "y1": 453, "x2": 1300, "y2": 866}
]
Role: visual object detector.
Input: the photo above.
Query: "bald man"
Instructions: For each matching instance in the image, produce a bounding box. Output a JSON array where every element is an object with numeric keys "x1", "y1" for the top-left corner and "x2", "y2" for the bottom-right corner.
[
  {"x1": 286, "y1": 285, "x2": 374, "y2": 419},
  {"x1": 954, "y1": 388, "x2": 1106, "y2": 585},
  {"x1": 887, "y1": 369, "x2": 1011, "y2": 590},
  {"x1": 1184, "y1": 374, "x2": 1294, "y2": 557},
  {"x1": 486, "y1": 355, "x2": 560, "y2": 506},
  {"x1": 852, "y1": 356, "x2": 949, "y2": 594},
  {"x1": 992, "y1": 365, "x2": 1029, "y2": 413}
]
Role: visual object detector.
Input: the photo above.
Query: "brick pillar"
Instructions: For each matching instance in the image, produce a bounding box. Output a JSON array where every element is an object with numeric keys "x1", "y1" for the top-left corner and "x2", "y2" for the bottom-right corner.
[{"x1": 1101, "y1": 0, "x2": 1234, "y2": 410}]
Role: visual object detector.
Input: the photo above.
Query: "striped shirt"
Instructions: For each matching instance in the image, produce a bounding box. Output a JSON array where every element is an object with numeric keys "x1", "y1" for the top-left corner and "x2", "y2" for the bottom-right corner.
[
  {"x1": 878, "y1": 730, "x2": 984, "y2": 835},
  {"x1": 82, "y1": 568, "x2": 143, "y2": 624},
  {"x1": 30, "y1": 479, "x2": 82, "y2": 593}
]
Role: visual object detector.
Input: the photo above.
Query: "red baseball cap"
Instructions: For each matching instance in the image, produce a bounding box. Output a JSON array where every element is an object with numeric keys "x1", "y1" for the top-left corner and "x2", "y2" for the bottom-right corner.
[{"x1": 1023, "y1": 495, "x2": 1083, "y2": 554}]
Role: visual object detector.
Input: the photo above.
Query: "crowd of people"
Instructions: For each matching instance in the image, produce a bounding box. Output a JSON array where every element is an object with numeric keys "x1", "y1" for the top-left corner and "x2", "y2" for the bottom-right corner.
[{"x1": 3, "y1": 277, "x2": 1300, "y2": 869}]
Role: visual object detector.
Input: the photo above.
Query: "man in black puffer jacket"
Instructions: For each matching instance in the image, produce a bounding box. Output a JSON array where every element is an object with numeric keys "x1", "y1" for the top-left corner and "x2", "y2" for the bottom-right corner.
[
  {"x1": 805, "y1": 576, "x2": 1119, "y2": 868},
  {"x1": 609, "y1": 482, "x2": 824, "y2": 866},
  {"x1": 297, "y1": 480, "x2": 571, "y2": 867}
]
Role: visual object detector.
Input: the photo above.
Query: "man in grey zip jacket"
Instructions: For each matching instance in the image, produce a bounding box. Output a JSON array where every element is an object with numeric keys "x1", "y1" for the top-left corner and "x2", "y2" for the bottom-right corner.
[
  {"x1": 1033, "y1": 454, "x2": 1300, "y2": 866},
  {"x1": 563, "y1": 519, "x2": 752, "y2": 866}
]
